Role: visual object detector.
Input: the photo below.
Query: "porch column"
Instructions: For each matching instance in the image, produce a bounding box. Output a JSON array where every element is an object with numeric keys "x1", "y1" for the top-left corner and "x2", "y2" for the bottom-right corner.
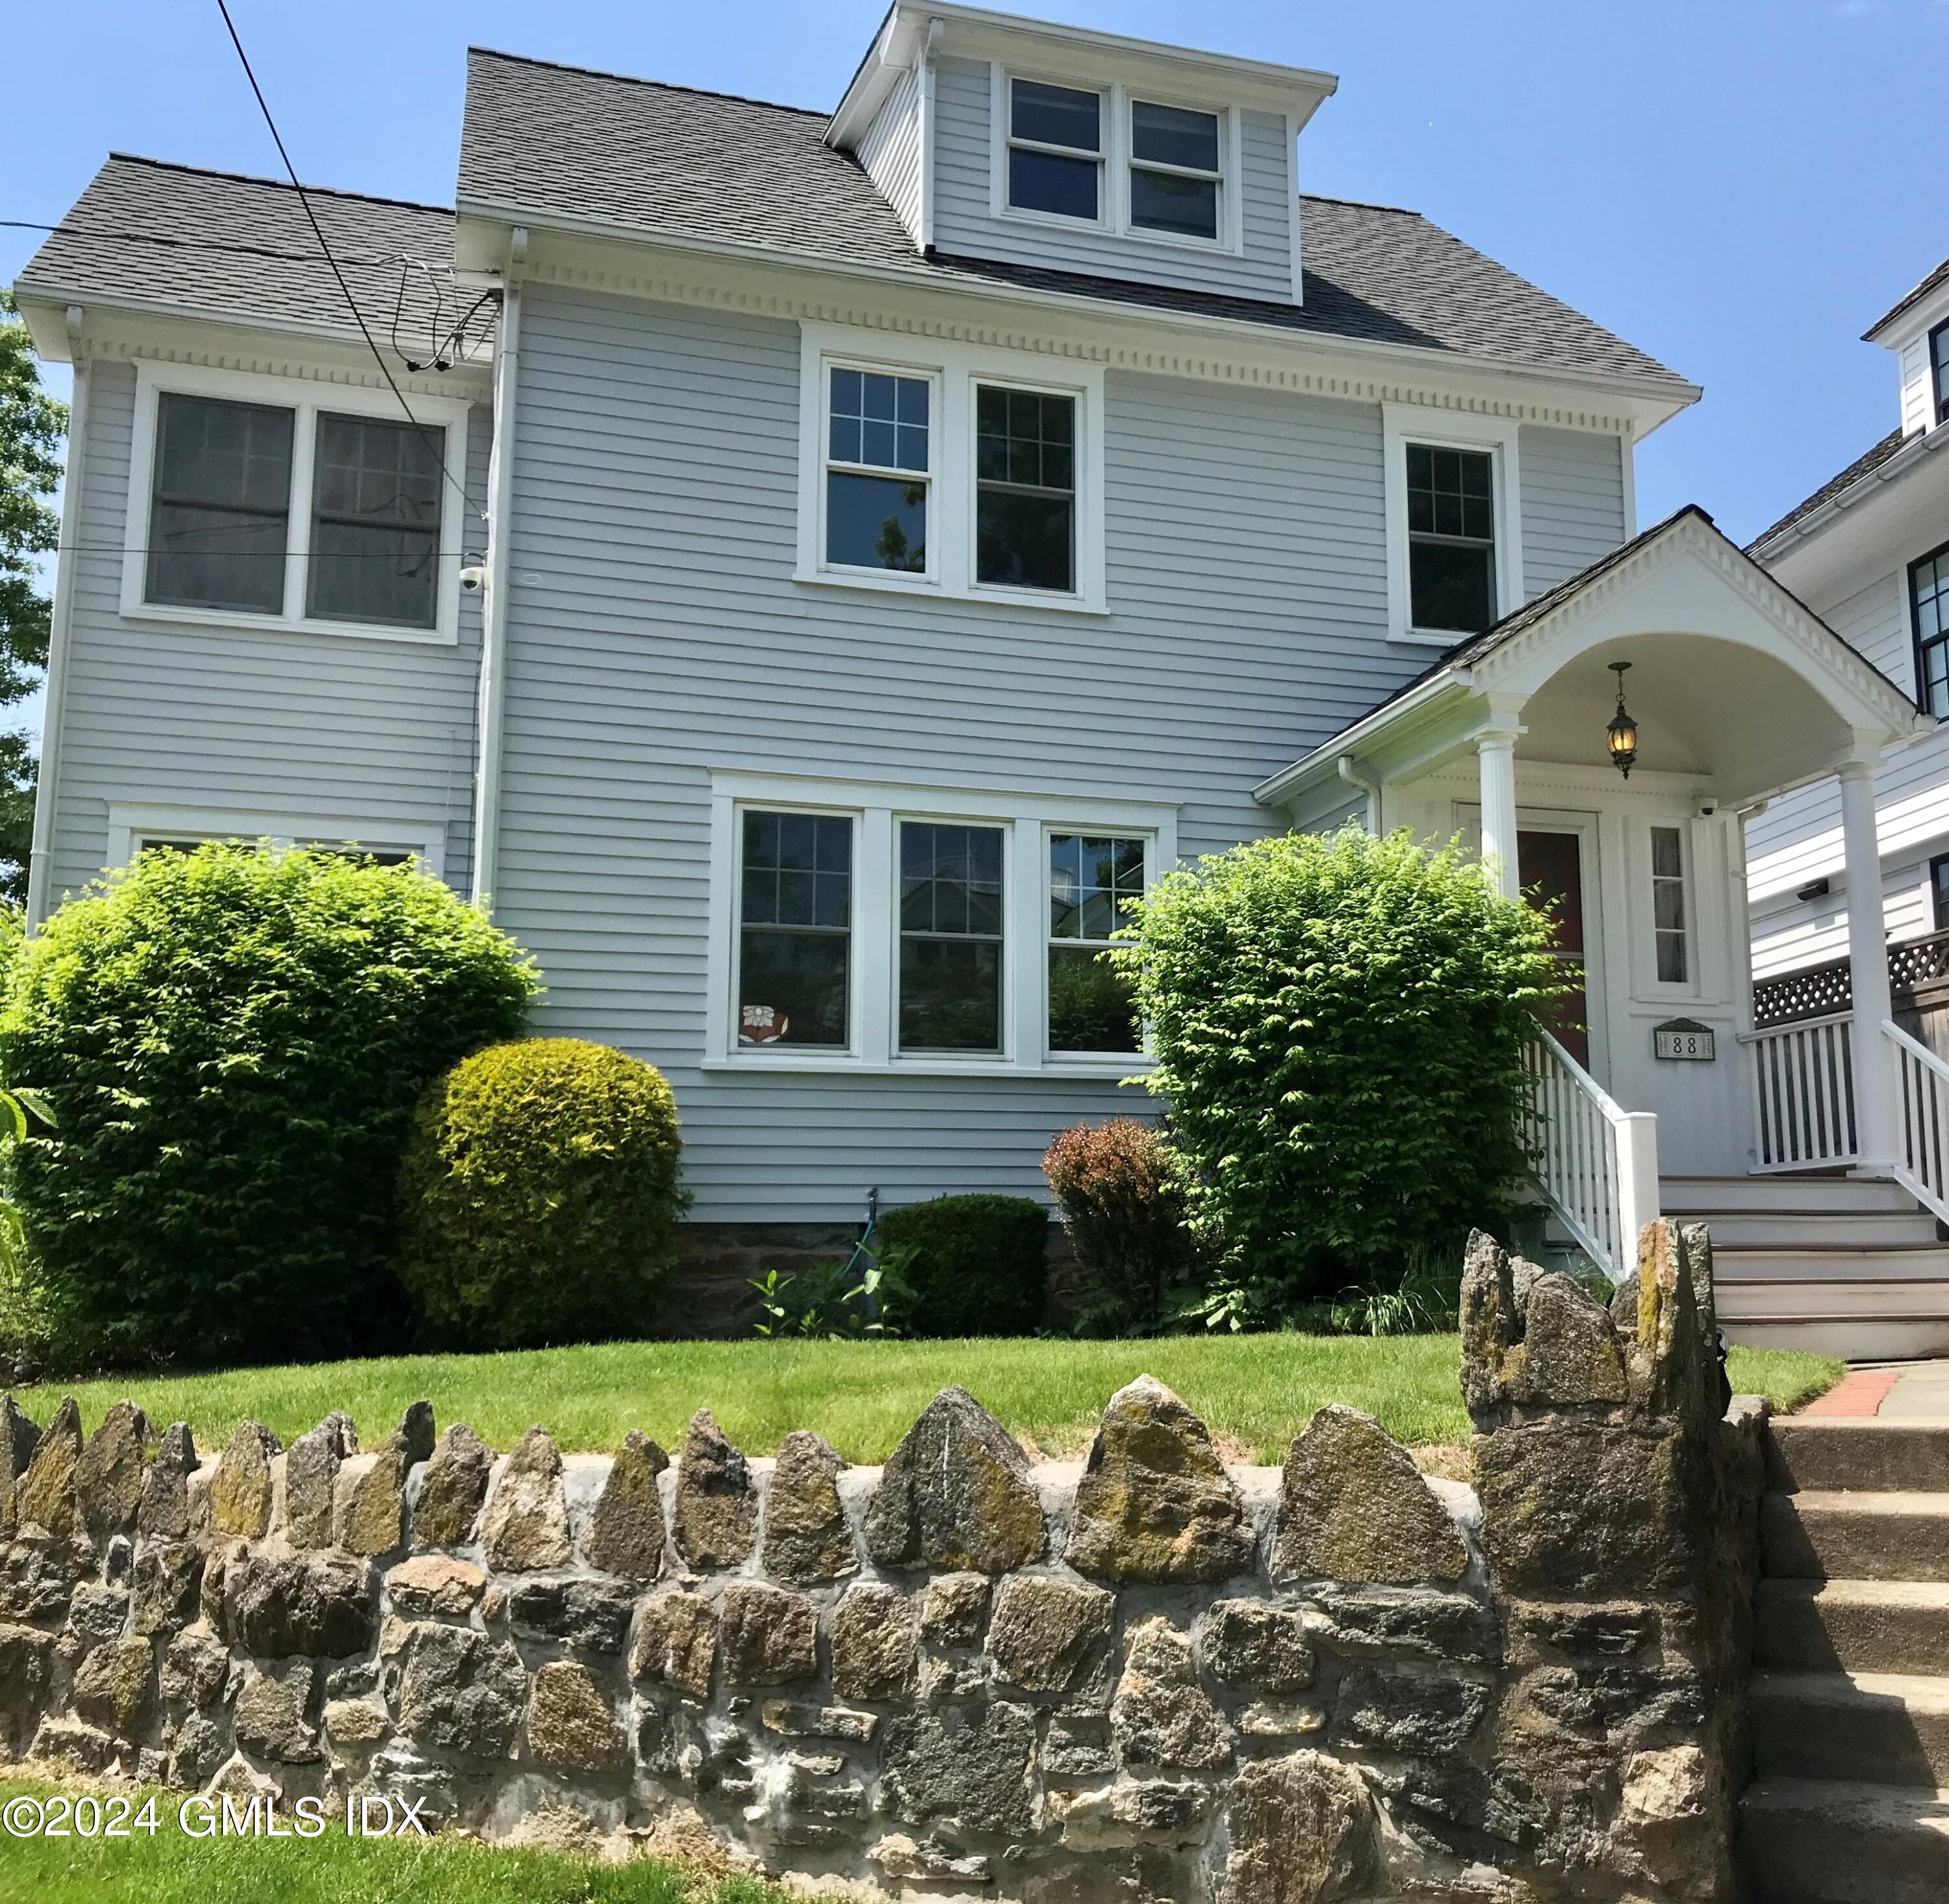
[
  {"x1": 1477, "y1": 734, "x2": 1521, "y2": 902},
  {"x1": 1839, "y1": 758, "x2": 1897, "y2": 1172}
]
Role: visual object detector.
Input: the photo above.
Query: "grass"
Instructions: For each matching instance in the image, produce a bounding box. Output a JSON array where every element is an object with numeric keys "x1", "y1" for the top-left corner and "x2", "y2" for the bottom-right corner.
[
  {"x1": 0, "y1": 1777, "x2": 780, "y2": 1904},
  {"x1": 29, "y1": 1335, "x2": 1846, "y2": 1465}
]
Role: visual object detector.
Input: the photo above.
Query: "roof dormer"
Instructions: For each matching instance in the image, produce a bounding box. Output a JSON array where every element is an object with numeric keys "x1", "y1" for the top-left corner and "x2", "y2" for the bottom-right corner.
[
  {"x1": 1864, "y1": 255, "x2": 1949, "y2": 438},
  {"x1": 826, "y1": 2, "x2": 1336, "y2": 306}
]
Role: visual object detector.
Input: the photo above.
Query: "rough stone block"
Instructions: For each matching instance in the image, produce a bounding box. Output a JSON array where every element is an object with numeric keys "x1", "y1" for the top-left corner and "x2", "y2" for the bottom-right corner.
[
  {"x1": 224, "y1": 1549, "x2": 374, "y2": 1659},
  {"x1": 234, "y1": 1660, "x2": 321, "y2": 1764},
  {"x1": 830, "y1": 1581, "x2": 919, "y2": 1699},
  {"x1": 1222, "y1": 1751, "x2": 1372, "y2": 1904},
  {"x1": 14, "y1": 1396, "x2": 83, "y2": 1547},
  {"x1": 865, "y1": 1387, "x2": 1045, "y2": 1575},
  {"x1": 130, "y1": 1541, "x2": 201, "y2": 1639},
  {"x1": 720, "y1": 1581, "x2": 819, "y2": 1686},
  {"x1": 763, "y1": 1430, "x2": 856, "y2": 1584},
  {"x1": 1306, "y1": 1584, "x2": 1499, "y2": 1664},
  {"x1": 209, "y1": 1421, "x2": 281, "y2": 1540},
  {"x1": 882, "y1": 1700, "x2": 1036, "y2": 1836},
  {"x1": 630, "y1": 1588, "x2": 718, "y2": 1699},
  {"x1": 673, "y1": 1409, "x2": 758, "y2": 1569},
  {"x1": 507, "y1": 1577, "x2": 635, "y2": 1654},
  {"x1": 480, "y1": 1426, "x2": 572, "y2": 1573},
  {"x1": 413, "y1": 1422, "x2": 494, "y2": 1548},
  {"x1": 1111, "y1": 1616, "x2": 1230, "y2": 1770},
  {"x1": 159, "y1": 1629, "x2": 229, "y2": 1710},
  {"x1": 1065, "y1": 1375, "x2": 1254, "y2": 1584},
  {"x1": 919, "y1": 1570, "x2": 990, "y2": 1647},
  {"x1": 386, "y1": 1554, "x2": 486, "y2": 1620},
  {"x1": 526, "y1": 1658, "x2": 625, "y2": 1773},
  {"x1": 71, "y1": 1634, "x2": 154, "y2": 1739},
  {"x1": 395, "y1": 1620, "x2": 526, "y2": 1758},
  {"x1": 988, "y1": 1574, "x2": 1115, "y2": 1693},
  {"x1": 284, "y1": 1412, "x2": 356, "y2": 1549},
  {"x1": 1511, "y1": 1274, "x2": 1631, "y2": 1408},
  {"x1": 583, "y1": 1430, "x2": 669, "y2": 1580},
  {"x1": 137, "y1": 1422, "x2": 196, "y2": 1542},
  {"x1": 1273, "y1": 1404, "x2": 1467, "y2": 1585},
  {"x1": 76, "y1": 1400, "x2": 147, "y2": 1539},
  {"x1": 1198, "y1": 1599, "x2": 1314, "y2": 1692},
  {"x1": 1329, "y1": 1666, "x2": 1490, "y2": 1758}
]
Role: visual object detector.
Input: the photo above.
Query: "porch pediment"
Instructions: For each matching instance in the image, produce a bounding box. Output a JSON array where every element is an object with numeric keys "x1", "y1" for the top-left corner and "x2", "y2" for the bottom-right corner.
[{"x1": 1258, "y1": 505, "x2": 1931, "y2": 821}]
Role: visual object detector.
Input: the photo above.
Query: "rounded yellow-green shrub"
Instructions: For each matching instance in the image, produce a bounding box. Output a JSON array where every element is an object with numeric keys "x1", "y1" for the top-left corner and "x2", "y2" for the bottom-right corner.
[{"x1": 398, "y1": 1038, "x2": 689, "y2": 1349}]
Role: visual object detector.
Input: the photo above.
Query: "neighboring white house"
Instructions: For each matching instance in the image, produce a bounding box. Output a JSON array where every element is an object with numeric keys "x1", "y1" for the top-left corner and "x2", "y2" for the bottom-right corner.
[{"x1": 12, "y1": 3, "x2": 1948, "y2": 1350}]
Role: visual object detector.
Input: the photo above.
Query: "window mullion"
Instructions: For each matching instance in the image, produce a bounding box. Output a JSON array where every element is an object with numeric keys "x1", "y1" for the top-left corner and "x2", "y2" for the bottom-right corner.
[
  {"x1": 858, "y1": 807, "x2": 894, "y2": 1064},
  {"x1": 1013, "y1": 821, "x2": 1047, "y2": 1068},
  {"x1": 287, "y1": 401, "x2": 319, "y2": 623}
]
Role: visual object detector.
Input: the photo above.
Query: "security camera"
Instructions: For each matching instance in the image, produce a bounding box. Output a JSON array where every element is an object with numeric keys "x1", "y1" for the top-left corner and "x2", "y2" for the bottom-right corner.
[
  {"x1": 459, "y1": 565, "x2": 487, "y2": 592},
  {"x1": 1697, "y1": 799, "x2": 1718, "y2": 818}
]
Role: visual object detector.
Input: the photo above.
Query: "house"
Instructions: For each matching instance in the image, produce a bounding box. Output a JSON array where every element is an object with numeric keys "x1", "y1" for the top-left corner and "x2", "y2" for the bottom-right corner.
[{"x1": 13, "y1": 4, "x2": 1942, "y2": 1346}]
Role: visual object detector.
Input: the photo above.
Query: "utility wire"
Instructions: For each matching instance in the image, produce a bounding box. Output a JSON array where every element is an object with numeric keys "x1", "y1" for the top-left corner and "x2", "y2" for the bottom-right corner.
[{"x1": 210, "y1": 0, "x2": 480, "y2": 517}]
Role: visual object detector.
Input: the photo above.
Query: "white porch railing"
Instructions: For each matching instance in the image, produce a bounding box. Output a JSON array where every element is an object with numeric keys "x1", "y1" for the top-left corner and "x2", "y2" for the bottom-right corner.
[
  {"x1": 1739, "y1": 1011, "x2": 1859, "y2": 1172},
  {"x1": 1885, "y1": 1018, "x2": 1949, "y2": 1224},
  {"x1": 1522, "y1": 1023, "x2": 1660, "y2": 1281}
]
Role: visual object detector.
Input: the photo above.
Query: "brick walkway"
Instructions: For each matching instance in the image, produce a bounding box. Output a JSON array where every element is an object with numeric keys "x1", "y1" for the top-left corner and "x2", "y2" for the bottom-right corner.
[
  {"x1": 1797, "y1": 1359, "x2": 1949, "y2": 1417},
  {"x1": 1798, "y1": 1367, "x2": 1905, "y2": 1417}
]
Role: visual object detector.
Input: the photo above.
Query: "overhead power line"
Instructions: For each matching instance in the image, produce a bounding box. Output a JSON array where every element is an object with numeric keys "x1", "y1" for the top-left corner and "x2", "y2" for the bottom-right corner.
[{"x1": 210, "y1": 0, "x2": 479, "y2": 517}]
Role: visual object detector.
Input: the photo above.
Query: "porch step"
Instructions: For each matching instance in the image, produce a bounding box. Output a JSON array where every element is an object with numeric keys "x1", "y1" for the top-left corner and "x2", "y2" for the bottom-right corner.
[
  {"x1": 1661, "y1": 1173, "x2": 1917, "y2": 1215},
  {"x1": 1719, "y1": 1313, "x2": 1949, "y2": 1359},
  {"x1": 1755, "y1": 1577, "x2": 1949, "y2": 1675},
  {"x1": 1763, "y1": 1491, "x2": 1949, "y2": 1581},
  {"x1": 1698, "y1": 1209, "x2": 1943, "y2": 1247},
  {"x1": 1713, "y1": 1244, "x2": 1949, "y2": 1281},
  {"x1": 1738, "y1": 1777, "x2": 1949, "y2": 1903},
  {"x1": 1751, "y1": 1670, "x2": 1949, "y2": 1788},
  {"x1": 1769, "y1": 1419, "x2": 1949, "y2": 1493}
]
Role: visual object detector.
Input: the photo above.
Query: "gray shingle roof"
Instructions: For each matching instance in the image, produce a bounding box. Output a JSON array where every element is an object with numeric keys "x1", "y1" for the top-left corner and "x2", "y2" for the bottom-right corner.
[
  {"x1": 458, "y1": 47, "x2": 1688, "y2": 391},
  {"x1": 1866, "y1": 254, "x2": 1949, "y2": 342},
  {"x1": 1747, "y1": 426, "x2": 1907, "y2": 552},
  {"x1": 13, "y1": 155, "x2": 492, "y2": 362}
]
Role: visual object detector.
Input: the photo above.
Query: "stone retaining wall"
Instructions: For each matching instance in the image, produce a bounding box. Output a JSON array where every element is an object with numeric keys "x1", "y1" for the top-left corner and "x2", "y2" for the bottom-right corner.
[{"x1": 0, "y1": 1220, "x2": 1763, "y2": 1903}]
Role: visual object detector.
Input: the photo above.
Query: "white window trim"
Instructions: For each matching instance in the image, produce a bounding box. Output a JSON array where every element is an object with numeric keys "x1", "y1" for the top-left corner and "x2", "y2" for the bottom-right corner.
[
  {"x1": 121, "y1": 360, "x2": 472, "y2": 647},
  {"x1": 795, "y1": 324, "x2": 1108, "y2": 613},
  {"x1": 1639, "y1": 817, "x2": 1700, "y2": 1001},
  {"x1": 989, "y1": 66, "x2": 1244, "y2": 258},
  {"x1": 1381, "y1": 404, "x2": 1524, "y2": 649},
  {"x1": 703, "y1": 771, "x2": 1177, "y2": 1077},
  {"x1": 105, "y1": 802, "x2": 446, "y2": 882}
]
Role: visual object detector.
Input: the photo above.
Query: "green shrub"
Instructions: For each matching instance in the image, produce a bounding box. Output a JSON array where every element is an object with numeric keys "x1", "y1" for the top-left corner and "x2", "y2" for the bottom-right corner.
[
  {"x1": 398, "y1": 1038, "x2": 687, "y2": 1350},
  {"x1": 1119, "y1": 825, "x2": 1562, "y2": 1322},
  {"x1": 1043, "y1": 1118, "x2": 1201, "y2": 1335},
  {"x1": 876, "y1": 1192, "x2": 1051, "y2": 1337},
  {"x1": 0, "y1": 844, "x2": 537, "y2": 1368}
]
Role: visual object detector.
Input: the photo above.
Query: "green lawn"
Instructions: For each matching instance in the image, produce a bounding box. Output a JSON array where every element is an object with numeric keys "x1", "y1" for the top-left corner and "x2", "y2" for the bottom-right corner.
[
  {"x1": 31, "y1": 1335, "x2": 1844, "y2": 1465},
  {"x1": 0, "y1": 1777, "x2": 772, "y2": 1904}
]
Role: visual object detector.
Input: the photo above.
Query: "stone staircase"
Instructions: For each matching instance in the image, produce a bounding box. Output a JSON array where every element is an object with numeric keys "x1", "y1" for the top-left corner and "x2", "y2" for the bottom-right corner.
[
  {"x1": 1739, "y1": 1416, "x2": 1949, "y2": 1901},
  {"x1": 1660, "y1": 1175, "x2": 1949, "y2": 1361}
]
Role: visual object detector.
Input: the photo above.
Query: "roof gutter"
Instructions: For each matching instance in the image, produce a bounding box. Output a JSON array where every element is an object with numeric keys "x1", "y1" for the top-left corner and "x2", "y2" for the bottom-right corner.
[
  {"x1": 451, "y1": 195, "x2": 1701, "y2": 422},
  {"x1": 1251, "y1": 668, "x2": 1470, "y2": 809},
  {"x1": 1752, "y1": 422, "x2": 1949, "y2": 563},
  {"x1": 470, "y1": 233, "x2": 524, "y2": 909}
]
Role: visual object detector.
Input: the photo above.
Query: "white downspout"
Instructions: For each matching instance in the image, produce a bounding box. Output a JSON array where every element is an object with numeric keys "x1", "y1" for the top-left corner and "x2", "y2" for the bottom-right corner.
[
  {"x1": 470, "y1": 235, "x2": 524, "y2": 909},
  {"x1": 1336, "y1": 756, "x2": 1379, "y2": 834},
  {"x1": 27, "y1": 305, "x2": 88, "y2": 928},
  {"x1": 919, "y1": 18, "x2": 943, "y2": 250}
]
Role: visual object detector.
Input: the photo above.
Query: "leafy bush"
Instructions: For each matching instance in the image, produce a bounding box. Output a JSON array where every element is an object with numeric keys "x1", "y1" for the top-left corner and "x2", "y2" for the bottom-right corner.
[
  {"x1": 750, "y1": 1237, "x2": 917, "y2": 1340},
  {"x1": 398, "y1": 1038, "x2": 687, "y2": 1350},
  {"x1": 1119, "y1": 825, "x2": 1562, "y2": 1321},
  {"x1": 0, "y1": 844, "x2": 537, "y2": 1368},
  {"x1": 1043, "y1": 1118, "x2": 1201, "y2": 1335},
  {"x1": 876, "y1": 1192, "x2": 1051, "y2": 1337}
]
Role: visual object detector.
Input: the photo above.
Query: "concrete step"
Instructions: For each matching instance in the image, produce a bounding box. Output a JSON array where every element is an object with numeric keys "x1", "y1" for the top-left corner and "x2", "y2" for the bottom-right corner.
[
  {"x1": 1770, "y1": 1420, "x2": 1949, "y2": 1494},
  {"x1": 1755, "y1": 1578, "x2": 1949, "y2": 1675},
  {"x1": 1700, "y1": 1210, "x2": 1944, "y2": 1247},
  {"x1": 1739, "y1": 1777, "x2": 1949, "y2": 1903},
  {"x1": 1751, "y1": 1670, "x2": 1949, "y2": 1788},
  {"x1": 1764, "y1": 1491, "x2": 1949, "y2": 1580},
  {"x1": 1661, "y1": 1173, "x2": 1917, "y2": 1215}
]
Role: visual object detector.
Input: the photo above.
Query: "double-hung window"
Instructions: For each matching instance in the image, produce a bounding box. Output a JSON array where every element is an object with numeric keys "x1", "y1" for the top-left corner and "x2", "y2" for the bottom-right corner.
[
  {"x1": 127, "y1": 366, "x2": 465, "y2": 642},
  {"x1": 1006, "y1": 79, "x2": 1103, "y2": 222},
  {"x1": 1048, "y1": 834, "x2": 1144, "y2": 1053},
  {"x1": 900, "y1": 822, "x2": 1006, "y2": 1052},
  {"x1": 1406, "y1": 444, "x2": 1497, "y2": 636},
  {"x1": 976, "y1": 387, "x2": 1076, "y2": 593},
  {"x1": 1128, "y1": 101, "x2": 1222, "y2": 241},
  {"x1": 1913, "y1": 539, "x2": 1949, "y2": 717},
  {"x1": 1650, "y1": 825, "x2": 1689, "y2": 985},
  {"x1": 824, "y1": 368, "x2": 932, "y2": 575},
  {"x1": 737, "y1": 811, "x2": 853, "y2": 1048}
]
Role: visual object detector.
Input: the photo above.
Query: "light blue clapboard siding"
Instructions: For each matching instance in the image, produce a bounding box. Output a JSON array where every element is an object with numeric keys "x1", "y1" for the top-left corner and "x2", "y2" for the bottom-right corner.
[
  {"x1": 928, "y1": 56, "x2": 1295, "y2": 304},
  {"x1": 495, "y1": 285, "x2": 1408, "y2": 1219},
  {"x1": 858, "y1": 62, "x2": 923, "y2": 244},
  {"x1": 46, "y1": 359, "x2": 488, "y2": 903},
  {"x1": 1518, "y1": 424, "x2": 1627, "y2": 600}
]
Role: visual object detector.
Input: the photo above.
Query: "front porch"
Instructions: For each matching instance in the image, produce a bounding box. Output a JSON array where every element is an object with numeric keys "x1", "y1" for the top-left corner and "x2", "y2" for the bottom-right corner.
[{"x1": 1255, "y1": 507, "x2": 1947, "y2": 1354}]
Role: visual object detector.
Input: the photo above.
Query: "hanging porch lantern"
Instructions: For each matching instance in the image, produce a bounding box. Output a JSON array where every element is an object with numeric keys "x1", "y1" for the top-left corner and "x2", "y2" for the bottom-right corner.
[{"x1": 1606, "y1": 661, "x2": 1638, "y2": 779}]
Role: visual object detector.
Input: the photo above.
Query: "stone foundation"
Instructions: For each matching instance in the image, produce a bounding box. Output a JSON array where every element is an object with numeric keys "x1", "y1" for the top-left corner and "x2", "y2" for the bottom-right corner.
[{"x1": 0, "y1": 1220, "x2": 1760, "y2": 1901}]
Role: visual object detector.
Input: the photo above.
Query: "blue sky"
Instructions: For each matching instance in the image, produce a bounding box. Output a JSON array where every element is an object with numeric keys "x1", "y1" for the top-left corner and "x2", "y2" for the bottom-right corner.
[{"x1": 6, "y1": 0, "x2": 1946, "y2": 550}]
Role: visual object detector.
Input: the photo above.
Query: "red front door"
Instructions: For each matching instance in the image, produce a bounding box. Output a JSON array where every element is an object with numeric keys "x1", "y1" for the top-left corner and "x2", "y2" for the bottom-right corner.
[{"x1": 1519, "y1": 829, "x2": 1590, "y2": 1068}]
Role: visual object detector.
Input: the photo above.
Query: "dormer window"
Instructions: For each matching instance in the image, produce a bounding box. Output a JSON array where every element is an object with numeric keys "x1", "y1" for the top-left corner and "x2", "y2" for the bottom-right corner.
[
  {"x1": 1006, "y1": 79, "x2": 1103, "y2": 222},
  {"x1": 1931, "y1": 318, "x2": 1949, "y2": 426},
  {"x1": 1128, "y1": 101, "x2": 1221, "y2": 241}
]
